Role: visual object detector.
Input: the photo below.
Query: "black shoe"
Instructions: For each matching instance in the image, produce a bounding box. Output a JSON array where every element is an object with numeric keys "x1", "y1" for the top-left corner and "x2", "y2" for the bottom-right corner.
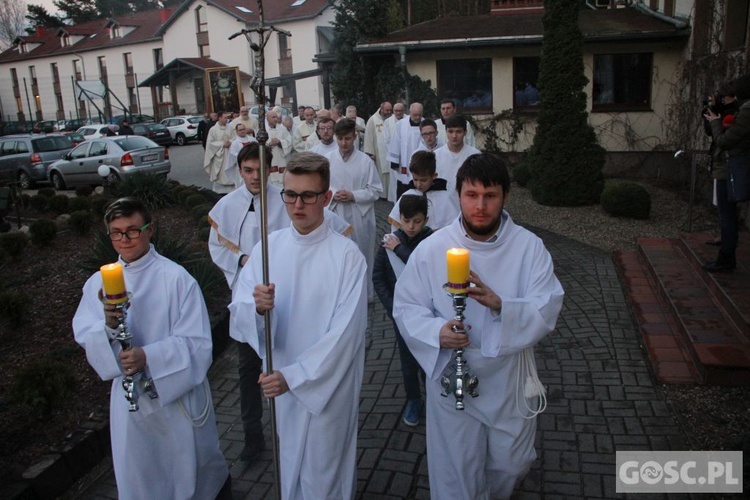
[
  {"x1": 702, "y1": 259, "x2": 736, "y2": 272},
  {"x1": 240, "y1": 436, "x2": 266, "y2": 462}
]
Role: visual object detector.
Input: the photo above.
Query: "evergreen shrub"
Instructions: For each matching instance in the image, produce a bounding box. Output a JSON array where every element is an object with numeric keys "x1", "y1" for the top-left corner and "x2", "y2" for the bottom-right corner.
[
  {"x1": 29, "y1": 194, "x2": 48, "y2": 211},
  {"x1": 69, "y1": 196, "x2": 91, "y2": 212},
  {"x1": 68, "y1": 210, "x2": 94, "y2": 235},
  {"x1": 47, "y1": 194, "x2": 70, "y2": 214},
  {"x1": 16, "y1": 193, "x2": 31, "y2": 209},
  {"x1": 190, "y1": 204, "x2": 211, "y2": 221},
  {"x1": 197, "y1": 227, "x2": 211, "y2": 242},
  {"x1": 75, "y1": 185, "x2": 94, "y2": 197},
  {"x1": 177, "y1": 189, "x2": 197, "y2": 206},
  {"x1": 513, "y1": 163, "x2": 531, "y2": 187},
  {"x1": 113, "y1": 172, "x2": 175, "y2": 209},
  {"x1": 90, "y1": 196, "x2": 110, "y2": 217},
  {"x1": 184, "y1": 194, "x2": 206, "y2": 210},
  {"x1": 198, "y1": 215, "x2": 211, "y2": 229},
  {"x1": 0, "y1": 232, "x2": 28, "y2": 259},
  {"x1": 10, "y1": 358, "x2": 76, "y2": 414},
  {"x1": 0, "y1": 290, "x2": 29, "y2": 329},
  {"x1": 36, "y1": 187, "x2": 56, "y2": 198},
  {"x1": 29, "y1": 219, "x2": 57, "y2": 246},
  {"x1": 600, "y1": 182, "x2": 651, "y2": 219}
]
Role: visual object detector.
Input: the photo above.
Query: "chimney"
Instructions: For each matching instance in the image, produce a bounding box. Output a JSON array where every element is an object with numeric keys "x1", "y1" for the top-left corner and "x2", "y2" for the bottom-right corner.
[{"x1": 37, "y1": 26, "x2": 47, "y2": 37}]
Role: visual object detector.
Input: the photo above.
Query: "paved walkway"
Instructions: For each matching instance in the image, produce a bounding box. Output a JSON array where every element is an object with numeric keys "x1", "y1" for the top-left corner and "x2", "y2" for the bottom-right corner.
[{"x1": 72, "y1": 201, "x2": 687, "y2": 499}]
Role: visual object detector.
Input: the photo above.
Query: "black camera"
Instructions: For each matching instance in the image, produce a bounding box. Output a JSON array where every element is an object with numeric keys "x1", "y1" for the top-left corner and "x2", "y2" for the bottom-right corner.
[{"x1": 702, "y1": 95, "x2": 725, "y2": 114}]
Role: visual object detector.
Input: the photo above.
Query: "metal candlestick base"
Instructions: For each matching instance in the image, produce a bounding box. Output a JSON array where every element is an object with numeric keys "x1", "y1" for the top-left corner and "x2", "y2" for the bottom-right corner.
[
  {"x1": 108, "y1": 293, "x2": 158, "y2": 411},
  {"x1": 440, "y1": 284, "x2": 479, "y2": 410}
]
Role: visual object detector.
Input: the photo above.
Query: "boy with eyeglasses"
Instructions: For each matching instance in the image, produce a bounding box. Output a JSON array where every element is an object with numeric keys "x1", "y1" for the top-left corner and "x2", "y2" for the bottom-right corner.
[
  {"x1": 327, "y1": 118, "x2": 383, "y2": 301},
  {"x1": 230, "y1": 152, "x2": 367, "y2": 499},
  {"x1": 73, "y1": 197, "x2": 230, "y2": 499}
]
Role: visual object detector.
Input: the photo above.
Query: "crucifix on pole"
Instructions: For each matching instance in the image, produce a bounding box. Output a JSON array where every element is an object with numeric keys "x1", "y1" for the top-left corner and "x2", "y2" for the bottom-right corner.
[{"x1": 227, "y1": 2, "x2": 290, "y2": 498}]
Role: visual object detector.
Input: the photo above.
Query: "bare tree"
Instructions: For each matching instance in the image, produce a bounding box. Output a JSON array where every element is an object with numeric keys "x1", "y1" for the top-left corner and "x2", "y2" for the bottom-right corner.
[{"x1": 0, "y1": 0, "x2": 27, "y2": 50}]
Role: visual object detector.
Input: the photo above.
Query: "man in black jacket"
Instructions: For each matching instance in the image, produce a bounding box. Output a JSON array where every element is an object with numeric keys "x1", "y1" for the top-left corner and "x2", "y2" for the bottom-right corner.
[{"x1": 198, "y1": 112, "x2": 218, "y2": 149}]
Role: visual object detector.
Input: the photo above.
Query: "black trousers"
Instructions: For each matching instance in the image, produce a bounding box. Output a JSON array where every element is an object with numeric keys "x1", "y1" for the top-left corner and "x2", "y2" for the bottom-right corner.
[{"x1": 237, "y1": 341, "x2": 264, "y2": 442}]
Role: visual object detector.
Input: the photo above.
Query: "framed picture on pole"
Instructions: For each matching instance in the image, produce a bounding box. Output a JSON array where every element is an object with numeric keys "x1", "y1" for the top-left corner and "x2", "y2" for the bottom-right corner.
[{"x1": 205, "y1": 67, "x2": 241, "y2": 113}]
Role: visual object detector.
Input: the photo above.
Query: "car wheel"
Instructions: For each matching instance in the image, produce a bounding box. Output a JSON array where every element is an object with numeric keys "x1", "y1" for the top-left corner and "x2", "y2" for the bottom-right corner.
[
  {"x1": 18, "y1": 170, "x2": 35, "y2": 190},
  {"x1": 50, "y1": 171, "x2": 66, "y2": 190},
  {"x1": 106, "y1": 170, "x2": 120, "y2": 184},
  {"x1": 176, "y1": 133, "x2": 186, "y2": 146}
]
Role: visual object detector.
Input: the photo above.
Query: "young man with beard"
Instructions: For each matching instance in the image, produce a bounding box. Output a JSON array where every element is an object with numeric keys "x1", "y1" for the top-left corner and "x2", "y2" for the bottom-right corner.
[
  {"x1": 308, "y1": 116, "x2": 337, "y2": 156},
  {"x1": 393, "y1": 153, "x2": 564, "y2": 500}
]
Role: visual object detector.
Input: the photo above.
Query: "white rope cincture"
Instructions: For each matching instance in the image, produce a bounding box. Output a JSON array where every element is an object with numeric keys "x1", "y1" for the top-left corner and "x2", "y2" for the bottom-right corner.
[
  {"x1": 177, "y1": 380, "x2": 212, "y2": 428},
  {"x1": 516, "y1": 347, "x2": 547, "y2": 419}
]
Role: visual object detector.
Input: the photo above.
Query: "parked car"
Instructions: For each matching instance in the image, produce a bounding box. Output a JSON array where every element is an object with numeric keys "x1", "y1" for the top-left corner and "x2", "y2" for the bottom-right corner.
[
  {"x1": 47, "y1": 136, "x2": 170, "y2": 190},
  {"x1": 0, "y1": 122, "x2": 33, "y2": 136},
  {"x1": 129, "y1": 123, "x2": 172, "y2": 147},
  {"x1": 77, "y1": 124, "x2": 118, "y2": 140},
  {"x1": 160, "y1": 115, "x2": 202, "y2": 145},
  {"x1": 0, "y1": 134, "x2": 75, "y2": 188},
  {"x1": 62, "y1": 132, "x2": 85, "y2": 147},
  {"x1": 32, "y1": 120, "x2": 57, "y2": 133},
  {"x1": 58, "y1": 118, "x2": 90, "y2": 132},
  {"x1": 109, "y1": 114, "x2": 154, "y2": 126}
]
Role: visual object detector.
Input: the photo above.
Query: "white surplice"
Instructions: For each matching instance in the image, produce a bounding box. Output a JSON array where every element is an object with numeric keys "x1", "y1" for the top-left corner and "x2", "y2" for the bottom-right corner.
[
  {"x1": 436, "y1": 117, "x2": 476, "y2": 148},
  {"x1": 326, "y1": 148, "x2": 383, "y2": 298},
  {"x1": 364, "y1": 110, "x2": 391, "y2": 199},
  {"x1": 292, "y1": 120, "x2": 317, "y2": 152},
  {"x1": 266, "y1": 121, "x2": 293, "y2": 187},
  {"x1": 229, "y1": 222, "x2": 367, "y2": 500},
  {"x1": 308, "y1": 140, "x2": 337, "y2": 156},
  {"x1": 203, "y1": 123, "x2": 235, "y2": 193},
  {"x1": 382, "y1": 114, "x2": 403, "y2": 202},
  {"x1": 223, "y1": 135, "x2": 258, "y2": 190},
  {"x1": 393, "y1": 215, "x2": 564, "y2": 500},
  {"x1": 387, "y1": 118, "x2": 423, "y2": 187},
  {"x1": 434, "y1": 143, "x2": 481, "y2": 194},
  {"x1": 387, "y1": 185, "x2": 459, "y2": 232},
  {"x1": 208, "y1": 183, "x2": 289, "y2": 293},
  {"x1": 73, "y1": 247, "x2": 228, "y2": 500}
]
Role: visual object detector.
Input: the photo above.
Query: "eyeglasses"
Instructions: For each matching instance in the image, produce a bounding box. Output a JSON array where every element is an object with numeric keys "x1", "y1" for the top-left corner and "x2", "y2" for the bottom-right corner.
[
  {"x1": 421, "y1": 131, "x2": 436, "y2": 137},
  {"x1": 317, "y1": 127, "x2": 333, "y2": 132},
  {"x1": 108, "y1": 223, "x2": 151, "y2": 241},
  {"x1": 280, "y1": 190, "x2": 327, "y2": 205}
]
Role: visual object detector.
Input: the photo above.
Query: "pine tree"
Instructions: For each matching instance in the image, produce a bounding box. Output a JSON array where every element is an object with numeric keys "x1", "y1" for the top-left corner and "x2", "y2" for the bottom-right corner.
[
  {"x1": 523, "y1": 0, "x2": 605, "y2": 206},
  {"x1": 25, "y1": 4, "x2": 66, "y2": 34}
]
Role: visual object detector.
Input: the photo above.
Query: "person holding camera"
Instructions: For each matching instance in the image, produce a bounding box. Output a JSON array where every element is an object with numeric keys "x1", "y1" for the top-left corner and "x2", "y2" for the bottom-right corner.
[
  {"x1": 703, "y1": 84, "x2": 739, "y2": 247},
  {"x1": 703, "y1": 75, "x2": 750, "y2": 272}
]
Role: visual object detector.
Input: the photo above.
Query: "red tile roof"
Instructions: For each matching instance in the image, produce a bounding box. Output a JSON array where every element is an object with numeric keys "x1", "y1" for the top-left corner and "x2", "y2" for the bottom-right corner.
[
  {"x1": 358, "y1": 7, "x2": 689, "y2": 52},
  {"x1": 0, "y1": 7, "x2": 175, "y2": 63}
]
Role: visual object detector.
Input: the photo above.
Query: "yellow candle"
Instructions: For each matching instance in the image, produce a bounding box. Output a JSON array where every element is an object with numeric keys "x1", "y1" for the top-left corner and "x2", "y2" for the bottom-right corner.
[
  {"x1": 446, "y1": 248, "x2": 470, "y2": 291},
  {"x1": 101, "y1": 263, "x2": 128, "y2": 304}
]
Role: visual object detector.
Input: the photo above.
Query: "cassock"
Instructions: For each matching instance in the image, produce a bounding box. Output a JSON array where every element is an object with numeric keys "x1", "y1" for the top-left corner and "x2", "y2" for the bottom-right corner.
[
  {"x1": 435, "y1": 143, "x2": 481, "y2": 194},
  {"x1": 223, "y1": 135, "x2": 258, "y2": 190},
  {"x1": 266, "y1": 121, "x2": 292, "y2": 187},
  {"x1": 364, "y1": 110, "x2": 390, "y2": 199},
  {"x1": 208, "y1": 183, "x2": 289, "y2": 293},
  {"x1": 327, "y1": 148, "x2": 383, "y2": 299},
  {"x1": 387, "y1": 183, "x2": 458, "y2": 232},
  {"x1": 387, "y1": 118, "x2": 422, "y2": 190},
  {"x1": 292, "y1": 121, "x2": 316, "y2": 152},
  {"x1": 309, "y1": 140, "x2": 337, "y2": 156},
  {"x1": 382, "y1": 115, "x2": 402, "y2": 202},
  {"x1": 393, "y1": 215, "x2": 564, "y2": 500},
  {"x1": 72, "y1": 247, "x2": 228, "y2": 500},
  {"x1": 203, "y1": 123, "x2": 235, "y2": 193},
  {"x1": 436, "y1": 117, "x2": 476, "y2": 148},
  {"x1": 229, "y1": 222, "x2": 367, "y2": 500}
]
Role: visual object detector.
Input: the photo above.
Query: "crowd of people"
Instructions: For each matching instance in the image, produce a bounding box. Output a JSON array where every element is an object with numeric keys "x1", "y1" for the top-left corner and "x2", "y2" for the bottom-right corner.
[{"x1": 73, "y1": 98, "x2": 568, "y2": 499}]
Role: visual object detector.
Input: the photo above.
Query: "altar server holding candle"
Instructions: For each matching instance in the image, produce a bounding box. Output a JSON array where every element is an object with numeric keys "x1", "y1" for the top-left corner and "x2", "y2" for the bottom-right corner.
[
  {"x1": 73, "y1": 198, "x2": 230, "y2": 500},
  {"x1": 393, "y1": 154, "x2": 564, "y2": 499}
]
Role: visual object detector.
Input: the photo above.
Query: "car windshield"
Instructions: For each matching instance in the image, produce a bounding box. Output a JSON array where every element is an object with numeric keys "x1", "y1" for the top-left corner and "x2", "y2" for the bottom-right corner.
[
  {"x1": 149, "y1": 124, "x2": 167, "y2": 131},
  {"x1": 188, "y1": 117, "x2": 202, "y2": 124},
  {"x1": 33, "y1": 136, "x2": 73, "y2": 152},
  {"x1": 113, "y1": 136, "x2": 156, "y2": 151}
]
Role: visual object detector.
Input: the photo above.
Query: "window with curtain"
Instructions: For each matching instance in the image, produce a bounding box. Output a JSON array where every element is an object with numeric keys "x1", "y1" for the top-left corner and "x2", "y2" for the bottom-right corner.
[
  {"x1": 437, "y1": 58, "x2": 493, "y2": 113},
  {"x1": 592, "y1": 53, "x2": 652, "y2": 111}
]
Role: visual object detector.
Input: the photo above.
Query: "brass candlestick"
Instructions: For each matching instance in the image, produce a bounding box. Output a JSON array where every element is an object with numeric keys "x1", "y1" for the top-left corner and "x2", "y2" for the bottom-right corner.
[{"x1": 440, "y1": 285, "x2": 479, "y2": 410}]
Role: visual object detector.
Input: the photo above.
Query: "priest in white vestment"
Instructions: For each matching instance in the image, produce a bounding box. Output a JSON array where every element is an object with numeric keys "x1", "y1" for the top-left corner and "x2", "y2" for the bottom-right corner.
[
  {"x1": 292, "y1": 106, "x2": 317, "y2": 153},
  {"x1": 203, "y1": 112, "x2": 236, "y2": 193},
  {"x1": 363, "y1": 101, "x2": 393, "y2": 199},
  {"x1": 223, "y1": 122, "x2": 257, "y2": 190},
  {"x1": 327, "y1": 118, "x2": 383, "y2": 301},
  {"x1": 266, "y1": 107, "x2": 292, "y2": 187},
  {"x1": 387, "y1": 102, "x2": 423, "y2": 198},
  {"x1": 435, "y1": 115, "x2": 481, "y2": 194},
  {"x1": 73, "y1": 197, "x2": 229, "y2": 500},
  {"x1": 228, "y1": 105, "x2": 259, "y2": 137},
  {"x1": 383, "y1": 102, "x2": 405, "y2": 202},
  {"x1": 230, "y1": 152, "x2": 367, "y2": 499},
  {"x1": 394, "y1": 154, "x2": 564, "y2": 500}
]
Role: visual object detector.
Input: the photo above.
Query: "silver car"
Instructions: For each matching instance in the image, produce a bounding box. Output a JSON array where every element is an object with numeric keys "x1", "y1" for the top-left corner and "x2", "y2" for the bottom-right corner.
[{"x1": 47, "y1": 136, "x2": 171, "y2": 189}]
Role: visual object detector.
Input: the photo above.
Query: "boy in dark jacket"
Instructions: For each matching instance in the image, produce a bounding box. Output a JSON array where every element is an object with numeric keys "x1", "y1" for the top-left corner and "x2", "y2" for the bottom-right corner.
[{"x1": 373, "y1": 193, "x2": 433, "y2": 426}]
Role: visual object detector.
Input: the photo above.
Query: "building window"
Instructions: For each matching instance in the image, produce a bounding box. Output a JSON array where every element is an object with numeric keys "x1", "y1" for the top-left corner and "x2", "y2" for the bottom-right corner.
[
  {"x1": 123, "y1": 52, "x2": 133, "y2": 75},
  {"x1": 11, "y1": 68, "x2": 19, "y2": 88},
  {"x1": 196, "y1": 6, "x2": 208, "y2": 32},
  {"x1": 61, "y1": 34, "x2": 70, "y2": 47},
  {"x1": 18, "y1": 41, "x2": 27, "y2": 54},
  {"x1": 436, "y1": 58, "x2": 493, "y2": 113},
  {"x1": 73, "y1": 59, "x2": 83, "y2": 81},
  {"x1": 111, "y1": 25, "x2": 121, "y2": 39},
  {"x1": 29, "y1": 66, "x2": 37, "y2": 87},
  {"x1": 592, "y1": 53, "x2": 652, "y2": 111},
  {"x1": 725, "y1": 0, "x2": 750, "y2": 50},
  {"x1": 98, "y1": 56, "x2": 107, "y2": 81},
  {"x1": 279, "y1": 33, "x2": 291, "y2": 59},
  {"x1": 153, "y1": 48, "x2": 163, "y2": 70},
  {"x1": 51, "y1": 63, "x2": 60, "y2": 83},
  {"x1": 200, "y1": 44, "x2": 210, "y2": 58},
  {"x1": 513, "y1": 57, "x2": 541, "y2": 110}
]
